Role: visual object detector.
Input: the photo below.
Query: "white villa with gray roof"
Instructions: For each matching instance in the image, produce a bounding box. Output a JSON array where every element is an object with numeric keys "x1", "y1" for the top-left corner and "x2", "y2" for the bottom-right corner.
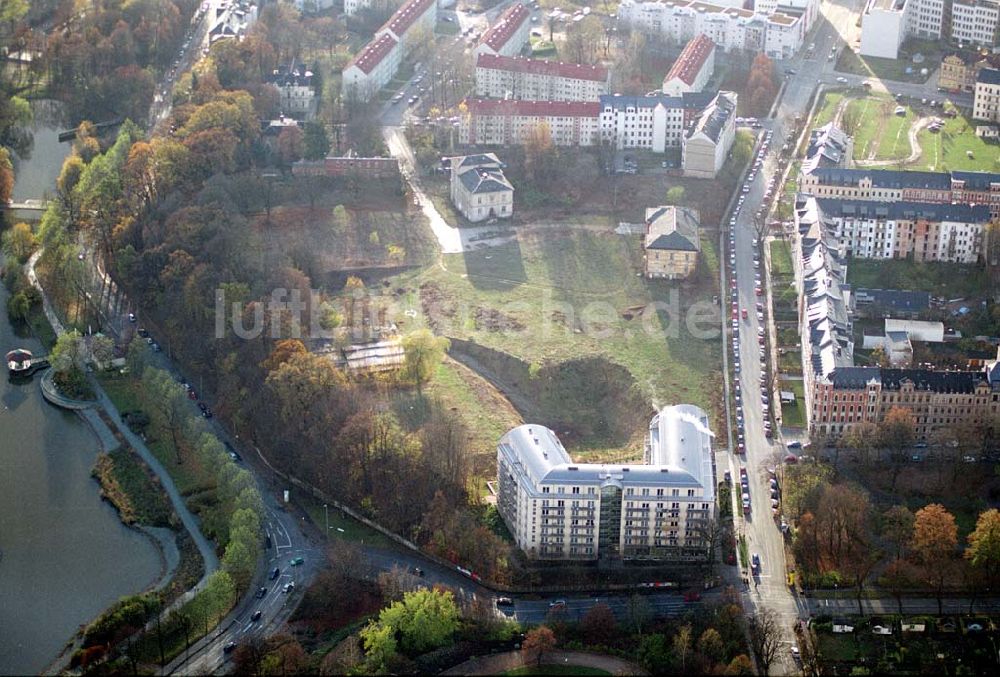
[
  {"x1": 496, "y1": 405, "x2": 716, "y2": 561},
  {"x1": 449, "y1": 154, "x2": 514, "y2": 223}
]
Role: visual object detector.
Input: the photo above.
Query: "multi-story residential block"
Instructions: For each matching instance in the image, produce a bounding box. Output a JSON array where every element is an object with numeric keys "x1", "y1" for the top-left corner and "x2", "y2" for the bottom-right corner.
[
  {"x1": 940, "y1": 52, "x2": 1000, "y2": 92},
  {"x1": 342, "y1": 32, "x2": 401, "y2": 102},
  {"x1": 459, "y1": 99, "x2": 601, "y2": 146},
  {"x1": 617, "y1": 0, "x2": 817, "y2": 60},
  {"x1": 474, "y1": 54, "x2": 609, "y2": 101},
  {"x1": 341, "y1": 0, "x2": 437, "y2": 101},
  {"x1": 448, "y1": 153, "x2": 515, "y2": 223},
  {"x1": 268, "y1": 61, "x2": 315, "y2": 118},
  {"x1": 974, "y1": 67, "x2": 1000, "y2": 121},
  {"x1": 682, "y1": 91, "x2": 737, "y2": 179},
  {"x1": 599, "y1": 92, "x2": 714, "y2": 152},
  {"x1": 793, "y1": 196, "x2": 855, "y2": 389},
  {"x1": 861, "y1": 0, "x2": 1000, "y2": 59},
  {"x1": 379, "y1": 0, "x2": 438, "y2": 51},
  {"x1": 952, "y1": 0, "x2": 1000, "y2": 46},
  {"x1": 476, "y1": 3, "x2": 531, "y2": 57},
  {"x1": 643, "y1": 206, "x2": 701, "y2": 279},
  {"x1": 662, "y1": 34, "x2": 716, "y2": 96},
  {"x1": 798, "y1": 167, "x2": 1000, "y2": 218},
  {"x1": 813, "y1": 198, "x2": 990, "y2": 263},
  {"x1": 810, "y1": 358, "x2": 1000, "y2": 439},
  {"x1": 496, "y1": 405, "x2": 716, "y2": 561}
]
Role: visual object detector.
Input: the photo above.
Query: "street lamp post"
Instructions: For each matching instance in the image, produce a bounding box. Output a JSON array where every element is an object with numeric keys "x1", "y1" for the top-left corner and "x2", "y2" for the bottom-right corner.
[{"x1": 324, "y1": 503, "x2": 329, "y2": 539}]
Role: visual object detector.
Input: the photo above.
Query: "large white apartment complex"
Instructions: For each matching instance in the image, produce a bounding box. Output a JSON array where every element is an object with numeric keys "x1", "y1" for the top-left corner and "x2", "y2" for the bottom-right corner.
[
  {"x1": 617, "y1": 0, "x2": 818, "y2": 60},
  {"x1": 682, "y1": 90, "x2": 737, "y2": 178},
  {"x1": 459, "y1": 99, "x2": 602, "y2": 146},
  {"x1": 860, "y1": 0, "x2": 1000, "y2": 60},
  {"x1": 476, "y1": 3, "x2": 532, "y2": 57},
  {"x1": 974, "y1": 67, "x2": 1000, "y2": 121},
  {"x1": 341, "y1": 0, "x2": 438, "y2": 101},
  {"x1": 459, "y1": 91, "x2": 737, "y2": 160},
  {"x1": 496, "y1": 405, "x2": 716, "y2": 561},
  {"x1": 598, "y1": 92, "x2": 715, "y2": 152},
  {"x1": 475, "y1": 54, "x2": 609, "y2": 101}
]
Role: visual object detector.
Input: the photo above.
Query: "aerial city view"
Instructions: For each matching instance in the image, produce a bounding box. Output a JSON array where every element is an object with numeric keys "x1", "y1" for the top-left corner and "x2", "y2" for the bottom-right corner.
[{"x1": 3, "y1": 0, "x2": 1000, "y2": 674}]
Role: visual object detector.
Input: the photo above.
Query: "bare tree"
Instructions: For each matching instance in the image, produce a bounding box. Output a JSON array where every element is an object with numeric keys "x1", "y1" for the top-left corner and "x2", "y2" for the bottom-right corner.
[{"x1": 748, "y1": 608, "x2": 782, "y2": 675}]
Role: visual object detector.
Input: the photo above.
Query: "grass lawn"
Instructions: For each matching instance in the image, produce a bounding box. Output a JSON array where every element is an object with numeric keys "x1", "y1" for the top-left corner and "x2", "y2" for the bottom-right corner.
[
  {"x1": 778, "y1": 349, "x2": 801, "y2": 374},
  {"x1": 780, "y1": 379, "x2": 806, "y2": 428},
  {"x1": 912, "y1": 108, "x2": 1000, "y2": 172},
  {"x1": 770, "y1": 239, "x2": 794, "y2": 276},
  {"x1": 386, "y1": 228, "x2": 721, "y2": 453},
  {"x1": 812, "y1": 91, "x2": 844, "y2": 129},
  {"x1": 875, "y1": 105, "x2": 915, "y2": 162},
  {"x1": 296, "y1": 491, "x2": 396, "y2": 550},
  {"x1": 847, "y1": 96, "x2": 878, "y2": 160},
  {"x1": 846, "y1": 258, "x2": 990, "y2": 299},
  {"x1": 505, "y1": 666, "x2": 610, "y2": 676},
  {"x1": 835, "y1": 45, "x2": 934, "y2": 84}
]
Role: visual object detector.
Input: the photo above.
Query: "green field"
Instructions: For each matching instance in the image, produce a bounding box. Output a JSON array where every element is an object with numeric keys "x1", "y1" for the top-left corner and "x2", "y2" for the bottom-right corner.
[
  {"x1": 813, "y1": 91, "x2": 1000, "y2": 171},
  {"x1": 835, "y1": 41, "x2": 936, "y2": 84},
  {"x1": 780, "y1": 379, "x2": 806, "y2": 428},
  {"x1": 874, "y1": 104, "x2": 915, "y2": 161},
  {"x1": 388, "y1": 229, "x2": 721, "y2": 440},
  {"x1": 812, "y1": 91, "x2": 845, "y2": 129},
  {"x1": 912, "y1": 108, "x2": 1000, "y2": 172},
  {"x1": 770, "y1": 239, "x2": 794, "y2": 276}
]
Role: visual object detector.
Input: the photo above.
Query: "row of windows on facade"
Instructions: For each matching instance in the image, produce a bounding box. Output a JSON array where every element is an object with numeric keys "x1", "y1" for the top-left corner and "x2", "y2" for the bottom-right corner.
[{"x1": 539, "y1": 486, "x2": 698, "y2": 497}]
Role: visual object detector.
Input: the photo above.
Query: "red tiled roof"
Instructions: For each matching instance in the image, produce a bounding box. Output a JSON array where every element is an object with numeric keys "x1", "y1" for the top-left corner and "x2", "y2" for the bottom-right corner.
[
  {"x1": 348, "y1": 33, "x2": 398, "y2": 75},
  {"x1": 386, "y1": 0, "x2": 437, "y2": 39},
  {"x1": 465, "y1": 98, "x2": 600, "y2": 118},
  {"x1": 663, "y1": 34, "x2": 714, "y2": 87},
  {"x1": 480, "y1": 3, "x2": 530, "y2": 52},
  {"x1": 476, "y1": 53, "x2": 608, "y2": 82}
]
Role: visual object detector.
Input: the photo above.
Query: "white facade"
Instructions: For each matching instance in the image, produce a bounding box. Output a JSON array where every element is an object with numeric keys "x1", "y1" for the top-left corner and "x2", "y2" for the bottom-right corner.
[
  {"x1": 449, "y1": 154, "x2": 514, "y2": 223},
  {"x1": 459, "y1": 100, "x2": 601, "y2": 146},
  {"x1": 474, "y1": 55, "x2": 609, "y2": 101},
  {"x1": 496, "y1": 406, "x2": 716, "y2": 561},
  {"x1": 342, "y1": 33, "x2": 401, "y2": 102},
  {"x1": 616, "y1": 0, "x2": 816, "y2": 59},
  {"x1": 859, "y1": 0, "x2": 909, "y2": 59},
  {"x1": 475, "y1": 3, "x2": 531, "y2": 58},
  {"x1": 682, "y1": 90, "x2": 737, "y2": 179},
  {"x1": 974, "y1": 69, "x2": 1000, "y2": 121},
  {"x1": 952, "y1": 0, "x2": 1000, "y2": 47},
  {"x1": 861, "y1": 0, "x2": 999, "y2": 59},
  {"x1": 599, "y1": 93, "x2": 712, "y2": 152},
  {"x1": 911, "y1": 0, "x2": 945, "y2": 38},
  {"x1": 344, "y1": 0, "x2": 371, "y2": 16},
  {"x1": 342, "y1": 0, "x2": 437, "y2": 102}
]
